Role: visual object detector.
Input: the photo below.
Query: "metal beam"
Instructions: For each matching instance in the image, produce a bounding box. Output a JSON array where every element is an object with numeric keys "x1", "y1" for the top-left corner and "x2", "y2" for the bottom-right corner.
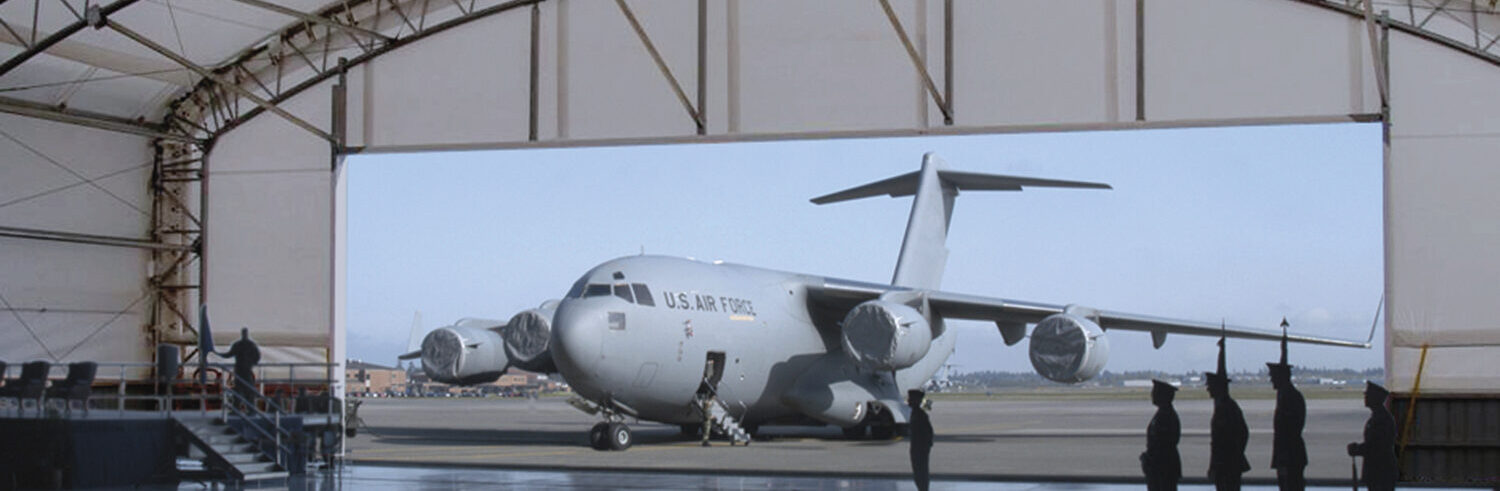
[
  {"x1": 0, "y1": 0, "x2": 139, "y2": 78},
  {"x1": 350, "y1": 113, "x2": 1384, "y2": 155},
  {"x1": 0, "y1": 225, "x2": 192, "y2": 251},
  {"x1": 878, "y1": 0, "x2": 951, "y2": 124},
  {"x1": 107, "y1": 19, "x2": 336, "y2": 143},
  {"x1": 189, "y1": 0, "x2": 540, "y2": 140},
  {"x1": 616, "y1": 0, "x2": 705, "y2": 131},
  {"x1": 227, "y1": 0, "x2": 395, "y2": 43},
  {"x1": 0, "y1": 95, "x2": 200, "y2": 142}
]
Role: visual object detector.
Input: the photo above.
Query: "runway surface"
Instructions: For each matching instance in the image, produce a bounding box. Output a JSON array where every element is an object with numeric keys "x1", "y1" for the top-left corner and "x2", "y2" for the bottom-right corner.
[{"x1": 344, "y1": 392, "x2": 1377, "y2": 484}]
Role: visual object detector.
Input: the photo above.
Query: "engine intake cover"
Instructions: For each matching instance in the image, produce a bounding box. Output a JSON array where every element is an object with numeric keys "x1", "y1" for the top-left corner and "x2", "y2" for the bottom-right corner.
[
  {"x1": 421, "y1": 320, "x2": 509, "y2": 385},
  {"x1": 1029, "y1": 313, "x2": 1110, "y2": 383},
  {"x1": 841, "y1": 300, "x2": 932, "y2": 371},
  {"x1": 503, "y1": 304, "x2": 558, "y2": 373}
]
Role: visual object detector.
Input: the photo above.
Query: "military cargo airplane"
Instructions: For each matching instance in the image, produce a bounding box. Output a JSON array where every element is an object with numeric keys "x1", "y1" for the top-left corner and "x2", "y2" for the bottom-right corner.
[{"x1": 402, "y1": 153, "x2": 1368, "y2": 451}]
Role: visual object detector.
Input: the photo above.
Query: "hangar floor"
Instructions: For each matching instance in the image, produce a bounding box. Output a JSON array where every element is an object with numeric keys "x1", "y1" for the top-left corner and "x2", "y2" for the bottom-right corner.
[{"x1": 342, "y1": 391, "x2": 1379, "y2": 485}]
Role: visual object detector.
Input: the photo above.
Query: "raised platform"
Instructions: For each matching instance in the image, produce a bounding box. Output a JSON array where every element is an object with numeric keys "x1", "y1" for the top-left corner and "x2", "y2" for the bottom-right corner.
[{"x1": 0, "y1": 408, "x2": 339, "y2": 488}]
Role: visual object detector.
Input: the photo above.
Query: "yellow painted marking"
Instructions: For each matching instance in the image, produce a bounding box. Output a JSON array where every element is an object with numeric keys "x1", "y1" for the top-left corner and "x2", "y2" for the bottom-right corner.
[{"x1": 729, "y1": 315, "x2": 755, "y2": 321}]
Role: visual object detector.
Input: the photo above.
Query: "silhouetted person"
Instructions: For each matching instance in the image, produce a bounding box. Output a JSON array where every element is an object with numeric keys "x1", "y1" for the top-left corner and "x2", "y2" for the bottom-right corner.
[
  {"x1": 221, "y1": 327, "x2": 261, "y2": 404},
  {"x1": 1268, "y1": 321, "x2": 1306, "y2": 490},
  {"x1": 700, "y1": 357, "x2": 717, "y2": 447},
  {"x1": 1206, "y1": 336, "x2": 1250, "y2": 490},
  {"x1": 1348, "y1": 381, "x2": 1397, "y2": 491},
  {"x1": 908, "y1": 389, "x2": 933, "y2": 491},
  {"x1": 1142, "y1": 379, "x2": 1181, "y2": 491}
]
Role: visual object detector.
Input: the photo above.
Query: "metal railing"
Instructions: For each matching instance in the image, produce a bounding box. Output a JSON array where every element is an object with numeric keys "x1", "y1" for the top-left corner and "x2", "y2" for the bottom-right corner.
[
  {"x1": 221, "y1": 373, "x2": 298, "y2": 470},
  {"x1": 0, "y1": 361, "x2": 340, "y2": 419}
]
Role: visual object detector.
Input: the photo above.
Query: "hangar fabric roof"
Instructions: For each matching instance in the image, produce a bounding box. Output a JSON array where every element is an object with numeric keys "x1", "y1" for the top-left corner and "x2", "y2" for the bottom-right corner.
[{"x1": 0, "y1": 0, "x2": 1497, "y2": 145}]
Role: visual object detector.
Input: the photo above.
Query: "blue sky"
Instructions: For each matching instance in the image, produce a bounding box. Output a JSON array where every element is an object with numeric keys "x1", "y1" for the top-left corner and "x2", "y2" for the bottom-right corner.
[{"x1": 345, "y1": 123, "x2": 1384, "y2": 374}]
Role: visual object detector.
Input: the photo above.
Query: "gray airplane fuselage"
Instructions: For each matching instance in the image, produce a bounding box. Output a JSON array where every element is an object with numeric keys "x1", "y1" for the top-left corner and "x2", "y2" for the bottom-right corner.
[{"x1": 551, "y1": 254, "x2": 955, "y2": 426}]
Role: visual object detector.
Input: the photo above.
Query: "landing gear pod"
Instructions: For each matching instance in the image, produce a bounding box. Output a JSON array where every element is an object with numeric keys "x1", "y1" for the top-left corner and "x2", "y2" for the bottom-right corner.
[
  {"x1": 420, "y1": 318, "x2": 509, "y2": 385},
  {"x1": 840, "y1": 300, "x2": 932, "y2": 371},
  {"x1": 1028, "y1": 313, "x2": 1110, "y2": 383},
  {"x1": 503, "y1": 300, "x2": 559, "y2": 373}
]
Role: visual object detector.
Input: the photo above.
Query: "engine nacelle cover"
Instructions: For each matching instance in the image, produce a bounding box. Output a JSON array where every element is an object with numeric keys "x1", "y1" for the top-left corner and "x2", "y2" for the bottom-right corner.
[
  {"x1": 1029, "y1": 313, "x2": 1111, "y2": 383},
  {"x1": 503, "y1": 301, "x2": 558, "y2": 373},
  {"x1": 841, "y1": 300, "x2": 932, "y2": 371},
  {"x1": 421, "y1": 318, "x2": 509, "y2": 385}
]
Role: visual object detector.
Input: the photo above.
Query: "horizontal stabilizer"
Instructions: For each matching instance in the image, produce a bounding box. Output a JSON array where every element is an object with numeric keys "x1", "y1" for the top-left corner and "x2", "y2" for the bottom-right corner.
[{"x1": 810, "y1": 169, "x2": 1110, "y2": 205}]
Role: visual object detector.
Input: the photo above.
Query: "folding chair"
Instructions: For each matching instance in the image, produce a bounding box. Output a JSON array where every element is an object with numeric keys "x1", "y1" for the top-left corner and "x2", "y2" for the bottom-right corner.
[
  {"x1": 0, "y1": 361, "x2": 50, "y2": 415},
  {"x1": 46, "y1": 361, "x2": 97, "y2": 416}
]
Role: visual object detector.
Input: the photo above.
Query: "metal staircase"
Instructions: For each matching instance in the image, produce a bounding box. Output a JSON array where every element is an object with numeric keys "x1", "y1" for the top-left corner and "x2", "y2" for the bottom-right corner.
[
  {"x1": 173, "y1": 376, "x2": 301, "y2": 484},
  {"x1": 704, "y1": 397, "x2": 752, "y2": 445},
  {"x1": 176, "y1": 416, "x2": 288, "y2": 482}
]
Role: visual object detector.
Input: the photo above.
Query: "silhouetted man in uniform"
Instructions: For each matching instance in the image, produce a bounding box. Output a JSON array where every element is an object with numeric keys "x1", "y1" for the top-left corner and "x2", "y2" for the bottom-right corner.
[
  {"x1": 1348, "y1": 381, "x2": 1397, "y2": 491},
  {"x1": 1142, "y1": 379, "x2": 1181, "y2": 491},
  {"x1": 221, "y1": 327, "x2": 261, "y2": 404},
  {"x1": 1268, "y1": 321, "x2": 1306, "y2": 490},
  {"x1": 1207, "y1": 336, "x2": 1250, "y2": 490},
  {"x1": 700, "y1": 358, "x2": 717, "y2": 446},
  {"x1": 908, "y1": 389, "x2": 933, "y2": 491}
]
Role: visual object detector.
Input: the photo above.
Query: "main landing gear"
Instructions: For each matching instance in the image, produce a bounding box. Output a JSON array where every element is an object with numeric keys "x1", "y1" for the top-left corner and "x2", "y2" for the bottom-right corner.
[{"x1": 589, "y1": 420, "x2": 632, "y2": 451}]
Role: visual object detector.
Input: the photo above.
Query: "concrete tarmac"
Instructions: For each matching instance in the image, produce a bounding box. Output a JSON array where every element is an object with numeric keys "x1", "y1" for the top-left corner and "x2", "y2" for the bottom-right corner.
[{"x1": 344, "y1": 393, "x2": 1372, "y2": 484}]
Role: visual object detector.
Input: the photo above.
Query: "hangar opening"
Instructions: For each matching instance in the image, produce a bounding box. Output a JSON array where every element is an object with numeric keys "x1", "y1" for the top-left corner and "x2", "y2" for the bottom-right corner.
[{"x1": 343, "y1": 123, "x2": 1384, "y2": 382}]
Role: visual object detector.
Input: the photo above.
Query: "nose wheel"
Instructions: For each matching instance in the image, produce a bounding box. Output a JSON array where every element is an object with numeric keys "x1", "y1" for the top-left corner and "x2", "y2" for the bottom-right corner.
[{"x1": 589, "y1": 421, "x2": 633, "y2": 451}]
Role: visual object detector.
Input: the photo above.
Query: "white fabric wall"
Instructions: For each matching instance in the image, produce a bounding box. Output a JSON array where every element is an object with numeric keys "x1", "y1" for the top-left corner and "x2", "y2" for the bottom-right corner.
[
  {"x1": 206, "y1": 81, "x2": 337, "y2": 366},
  {"x1": 0, "y1": 115, "x2": 152, "y2": 365},
  {"x1": 1386, "y1": 30, "x2": 1500, "y2": 393}
]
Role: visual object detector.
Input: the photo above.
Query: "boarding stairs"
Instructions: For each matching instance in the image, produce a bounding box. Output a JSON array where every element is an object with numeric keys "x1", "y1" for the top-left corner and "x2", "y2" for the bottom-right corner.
[
  {"x1": 704, "y1": 398, "x2": 752, "y2": 445},
  {"x1": 173, "y1": 376, "x2": 299, "y2": 484}
]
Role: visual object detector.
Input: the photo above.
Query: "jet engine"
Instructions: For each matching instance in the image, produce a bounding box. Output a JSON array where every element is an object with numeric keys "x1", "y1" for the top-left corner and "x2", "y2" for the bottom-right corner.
[
  {"x1": 840, "y1": 300, "x2": 932, "y2": 371},
  {"x1": 1028, "y1": 313, "x2": 1111, "y2": 383},
  {"x1": 502, "y1": 300, "x2": 559, "y2": 373},
  {"x1": 420, "y1": 318, "x2": 509, "y2": 385}
]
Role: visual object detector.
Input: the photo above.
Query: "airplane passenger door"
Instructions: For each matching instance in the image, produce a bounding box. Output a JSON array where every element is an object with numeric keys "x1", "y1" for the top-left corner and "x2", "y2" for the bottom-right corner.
[{"x1": 698, "y1": 351, "x2": 726, "y2": 397}]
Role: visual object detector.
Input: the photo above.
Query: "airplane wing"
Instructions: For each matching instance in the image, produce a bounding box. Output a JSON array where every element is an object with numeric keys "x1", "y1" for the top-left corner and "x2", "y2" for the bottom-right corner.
[{"x1": 810, "y1": 278, "x2": 1370, "y2": 349}]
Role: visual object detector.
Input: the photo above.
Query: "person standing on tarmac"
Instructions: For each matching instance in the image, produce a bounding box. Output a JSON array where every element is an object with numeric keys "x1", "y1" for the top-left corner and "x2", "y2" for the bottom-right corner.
[
  {"x1": 1348, "y1": 381, "x2": 1398, "y2": 491},
  {"x1": 907, "y1": 389, "x2": 934, "y2": 491},
  {"x1": 1268, "y1": 320, "x2": 1307, "y2": 491},
  {"x1": 1206, "y1": 335, "x2": 1250, "y2": 490},
  {"x1": 1142, "y1": 379, "x2": 1181, "y2": 491}
]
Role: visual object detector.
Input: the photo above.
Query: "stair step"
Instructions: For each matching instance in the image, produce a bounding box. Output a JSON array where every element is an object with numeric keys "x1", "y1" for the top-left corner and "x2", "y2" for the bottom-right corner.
[
  {"x1": 241, "y1": 471, "x2": 288, "y2": 482},
  {"x1": 235, "y1": 462, "x2": 280, "y2": 475},
  {"x1": 223, "y1": 452, "x2": 263, "y2": 464}
]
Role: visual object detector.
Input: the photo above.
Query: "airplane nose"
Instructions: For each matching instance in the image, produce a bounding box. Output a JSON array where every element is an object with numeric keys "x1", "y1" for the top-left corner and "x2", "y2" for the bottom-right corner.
[{"x1": 550, "y1": 301, "x2": 605, "y2": 395}]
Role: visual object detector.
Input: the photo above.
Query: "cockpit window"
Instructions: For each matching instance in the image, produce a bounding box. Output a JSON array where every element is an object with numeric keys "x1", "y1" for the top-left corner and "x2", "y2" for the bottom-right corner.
[
  {"x1": 612, "y1": 284, "x2": 634, "y2": 303},
  {"x1": 566, "y1": 277, "x2": 588, "y2": 299},
  {"x1": 631, "y1": 284, "x2": 655, "y2": 306},
  {"x1": 583, "y1": 284, "x2": 612, "y2": 298}
]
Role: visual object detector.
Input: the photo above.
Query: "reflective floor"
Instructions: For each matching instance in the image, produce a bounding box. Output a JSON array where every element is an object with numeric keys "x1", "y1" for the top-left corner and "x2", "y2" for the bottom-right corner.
[{"x1": 164, "y1": 464, "x2": 1461, "y2": 491}]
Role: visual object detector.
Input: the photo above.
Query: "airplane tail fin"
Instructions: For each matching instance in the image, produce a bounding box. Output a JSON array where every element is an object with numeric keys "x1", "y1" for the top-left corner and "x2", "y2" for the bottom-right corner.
[
  {"x1": 811, "y1": 152, "x2": 1110, "y2": 289},
  {"x1": 398, "y1": 311, "x2": 424, "y2": 361}
]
